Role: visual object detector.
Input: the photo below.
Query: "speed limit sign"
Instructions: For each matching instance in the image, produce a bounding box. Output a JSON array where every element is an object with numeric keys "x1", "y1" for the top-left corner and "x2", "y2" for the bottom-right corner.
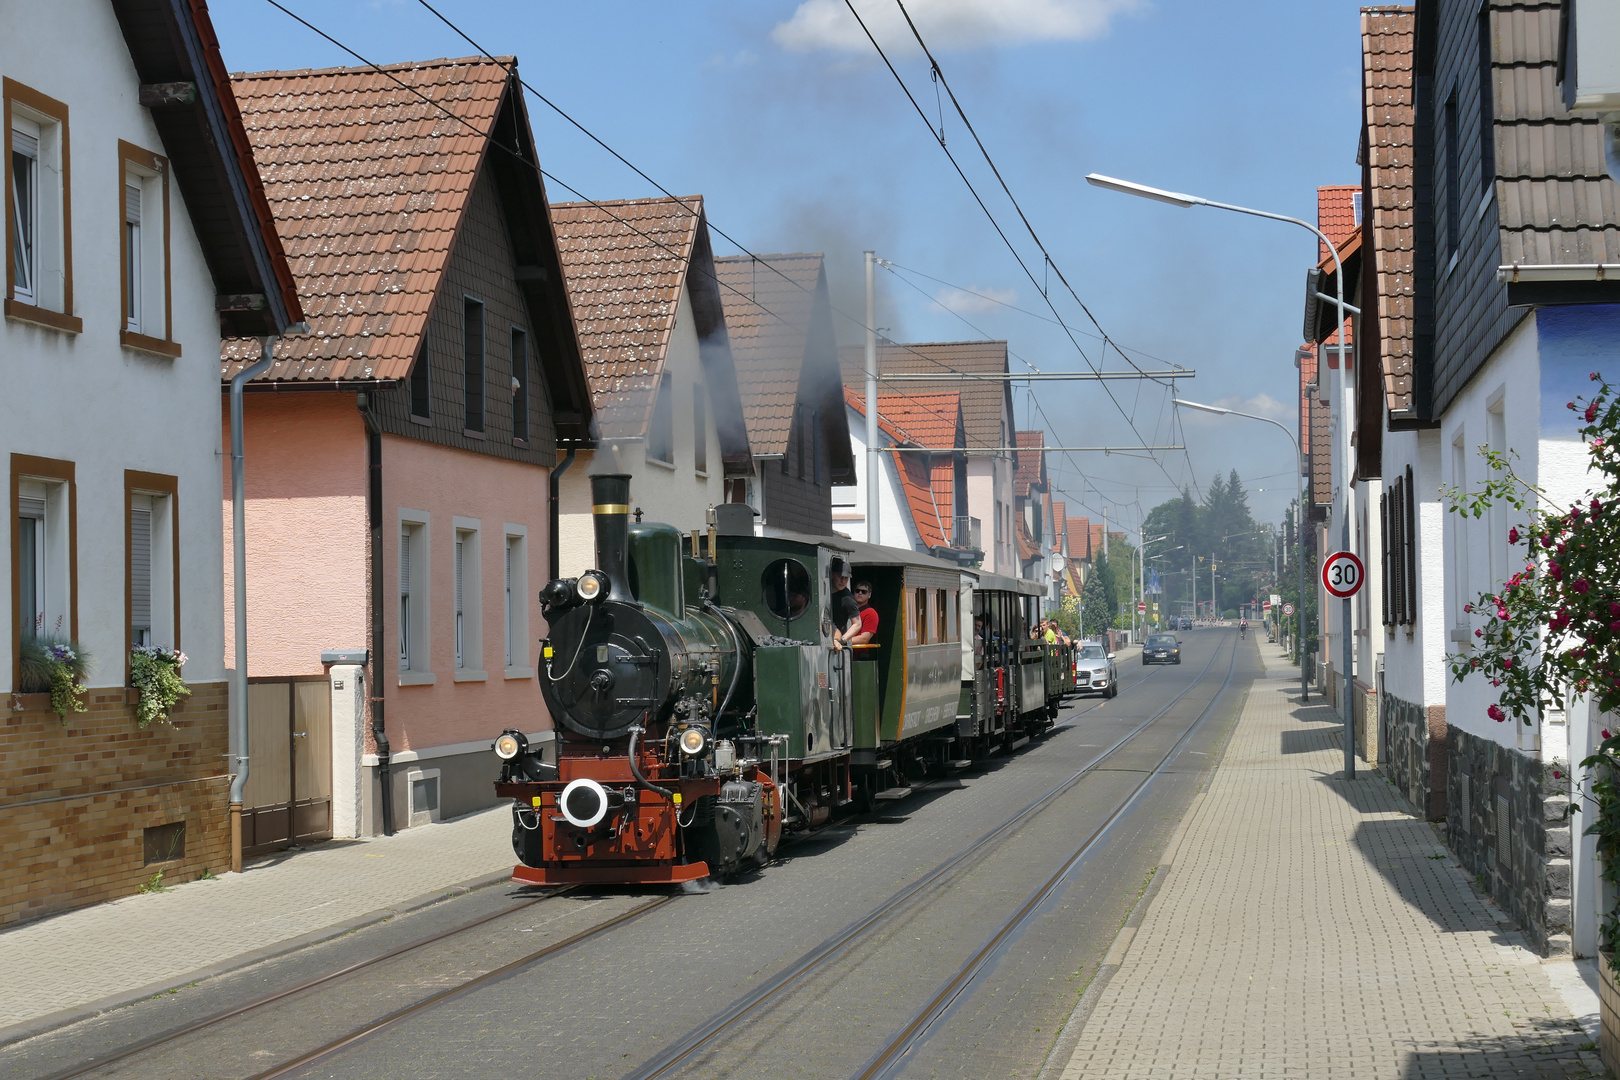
[
  {"x1": 1322, "y1": 551, "x2": 1365, "y2": 598},
  {"x1": 1283, "y1": 602, "x2": 1295, "y2": 616}
]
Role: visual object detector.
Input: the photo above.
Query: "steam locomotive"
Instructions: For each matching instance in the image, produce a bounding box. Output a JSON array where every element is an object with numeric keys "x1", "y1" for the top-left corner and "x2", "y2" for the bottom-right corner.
[{"x1": 490, "y1": 473, "x2": 1072, "y2": 885}]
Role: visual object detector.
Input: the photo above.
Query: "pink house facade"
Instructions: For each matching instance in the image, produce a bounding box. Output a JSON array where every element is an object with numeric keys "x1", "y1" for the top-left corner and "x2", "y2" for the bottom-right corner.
[{"x1": 221, "y1": 57, "x2": 592, "y2": 844}]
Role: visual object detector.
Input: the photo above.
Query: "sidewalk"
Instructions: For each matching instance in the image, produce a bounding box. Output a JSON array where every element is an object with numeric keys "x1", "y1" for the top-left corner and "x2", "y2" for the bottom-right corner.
[
  {"x1": 0, "y1": 805, "x2": 514, "y2": 1043},
  {"x1": 1053, "y1": 641, "x2": 1603, "y2": 1080}
]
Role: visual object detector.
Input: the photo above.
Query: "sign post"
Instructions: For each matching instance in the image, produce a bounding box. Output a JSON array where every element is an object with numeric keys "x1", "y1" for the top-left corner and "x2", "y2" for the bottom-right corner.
[{"x1": 1321, "y1": 550, "x2": 1365, "y2": 778}]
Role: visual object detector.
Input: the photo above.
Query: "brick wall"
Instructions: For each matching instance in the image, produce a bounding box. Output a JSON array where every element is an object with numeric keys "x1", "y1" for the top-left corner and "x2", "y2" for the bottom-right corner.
[
  {"x1": 1379, "y1": 691, "x2": 1447, "y2": 821},
  {"x1": 0, "y1": 681, "x2": 230, "y2": 927}
]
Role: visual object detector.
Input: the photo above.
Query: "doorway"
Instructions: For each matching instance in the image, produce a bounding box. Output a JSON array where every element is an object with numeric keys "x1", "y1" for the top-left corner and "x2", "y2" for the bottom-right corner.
[{"x1": 242, "y1": 676, "x2": 333, "y2": 855}]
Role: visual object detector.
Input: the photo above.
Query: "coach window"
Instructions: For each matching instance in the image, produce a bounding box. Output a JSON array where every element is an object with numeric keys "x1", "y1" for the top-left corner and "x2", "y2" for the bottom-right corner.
[
  {"x1": 761, "y1": 558, "x2": 811, "y2": 628},
  {"x1": 935, "y1": 588, "x2": 948, "y2": 642}
]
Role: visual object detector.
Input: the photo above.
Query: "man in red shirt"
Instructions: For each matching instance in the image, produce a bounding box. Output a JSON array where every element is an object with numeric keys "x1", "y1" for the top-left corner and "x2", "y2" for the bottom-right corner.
[{"x1": 851, "y1": 580, "x2": 879, "y2": 645}]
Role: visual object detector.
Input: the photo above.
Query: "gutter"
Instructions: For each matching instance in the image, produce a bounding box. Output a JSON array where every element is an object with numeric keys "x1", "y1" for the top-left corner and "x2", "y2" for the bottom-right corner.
[
  {"x1": 358, "y1": 392, "x2": 395, "y2": 836},
  {"x1": 548, "y1": 448, "x2": 576, "y2": 581},
  {"x1": 1496, "y1": 263, "x2": 1620, "y2": 282}
]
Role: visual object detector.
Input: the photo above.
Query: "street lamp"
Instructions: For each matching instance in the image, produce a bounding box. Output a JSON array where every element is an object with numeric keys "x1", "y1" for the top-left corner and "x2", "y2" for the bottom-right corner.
[
  {"x1": 1089, "y1": 172, "x2": 1353, "y2": 779},
  {"x1": 1176, "y1": 398, "x2": 1310, "y2": 707}
]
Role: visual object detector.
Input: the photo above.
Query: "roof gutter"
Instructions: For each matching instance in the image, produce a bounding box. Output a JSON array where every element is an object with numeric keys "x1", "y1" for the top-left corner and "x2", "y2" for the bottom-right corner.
[{"x1": 1497, "y1": 263, "x2": 1620, "y2": 282}]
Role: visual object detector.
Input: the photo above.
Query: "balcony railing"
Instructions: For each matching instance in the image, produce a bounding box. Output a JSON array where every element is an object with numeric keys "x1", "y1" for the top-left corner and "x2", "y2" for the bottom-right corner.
[{"x1": 953, "y1": 516, "x2": 981, "y2": 551}]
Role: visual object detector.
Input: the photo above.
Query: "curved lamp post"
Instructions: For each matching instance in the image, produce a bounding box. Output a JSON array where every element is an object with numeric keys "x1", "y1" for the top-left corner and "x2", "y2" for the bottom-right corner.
[{"x1": 1087, "y1": 172, "x2": 1352, "y2": 778}]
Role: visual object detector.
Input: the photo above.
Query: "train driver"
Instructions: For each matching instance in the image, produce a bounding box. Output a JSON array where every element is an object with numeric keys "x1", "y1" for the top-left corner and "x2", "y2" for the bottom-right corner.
[
  {"x1": 850, "y1": 579, "x2": 879, "y2": 645},
  {"x1": 828, "y1": 560, "x2": 863, "y2": 651}
]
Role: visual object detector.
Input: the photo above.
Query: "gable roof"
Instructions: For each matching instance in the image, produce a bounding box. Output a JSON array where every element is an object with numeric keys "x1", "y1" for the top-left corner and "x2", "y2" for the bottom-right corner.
[
  {"x1": 840, "y1": 340, "x2": 1015, "y2": 458},
  {"x1": 845, "y1": 388, "x2": 962, "y2": 552},
  {"x1": 550, "y1": 195, "x2": 750, "y2": 468},
  {"x1": 218, "y1": 55, "x2": 591, "y2": 437},
  {"x1": 1068, "y1": 517, "x2": 1091, "y2": 561},
  {"x1": 1362, "y1": 7, "x2": 1418, "y2": 420},
  {"x1": 1316, "y1": 185, "x2": 1361, "y2": 264},
  {"x1": 111, "y1": 0, "x2": 301, "y2": 335},
  {"x1": 714, "y1": 253, "x2": 821, "y2": 455},
  {"x1": 1015, "y1": 431, "x2": 1047, "y2": 498}
]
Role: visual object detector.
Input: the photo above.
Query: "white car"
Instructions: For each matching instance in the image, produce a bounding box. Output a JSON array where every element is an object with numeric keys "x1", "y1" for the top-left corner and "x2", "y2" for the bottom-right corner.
[{"x1": 1073, "y1": 641, "x2": 1119, "y2": 698}]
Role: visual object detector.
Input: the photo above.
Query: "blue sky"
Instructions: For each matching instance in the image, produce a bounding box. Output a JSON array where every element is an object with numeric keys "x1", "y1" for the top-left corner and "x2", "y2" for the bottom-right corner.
[{"x1": 212, "y1": 0, "x2": 1367, "y2": 535}]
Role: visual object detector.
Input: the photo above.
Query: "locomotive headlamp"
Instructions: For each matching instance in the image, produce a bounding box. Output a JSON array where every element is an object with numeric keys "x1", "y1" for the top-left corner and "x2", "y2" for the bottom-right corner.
[
  {"x1": 678, "y1": 726, "x2": 711, "y2": 757},
  {"x1": 575, "y1": 570, "x2": 609, "y2": 602},
  {"x1": 493, "y1": 730, "x2": 528, "y2": 760}
]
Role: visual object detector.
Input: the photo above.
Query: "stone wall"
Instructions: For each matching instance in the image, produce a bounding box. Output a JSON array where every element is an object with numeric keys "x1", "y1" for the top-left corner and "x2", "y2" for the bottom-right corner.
[
  {"x1": 1446, "y1": 724, "x2": 1572, "y2": 956},
  {"x1": 1354, "y1": 680, "x2": 1379, "y2": 763},
  {"x1": 0, "y1": 681, "x2": 230, "y2": 927},
  {"x1": 1380, "y1": 691, "x2": 1447, "y2": 820}
]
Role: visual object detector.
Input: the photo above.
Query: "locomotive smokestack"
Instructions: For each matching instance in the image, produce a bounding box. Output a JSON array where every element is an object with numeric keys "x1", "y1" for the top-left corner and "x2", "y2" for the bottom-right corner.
[{"x1": 591, "y1": 473, "x2": 634, "y2": 601}]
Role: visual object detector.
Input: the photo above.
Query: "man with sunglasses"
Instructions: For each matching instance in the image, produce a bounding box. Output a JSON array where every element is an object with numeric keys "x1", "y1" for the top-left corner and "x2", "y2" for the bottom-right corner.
[{"x1": 851, "y1": 579, "x2": 879, "y2": 645}]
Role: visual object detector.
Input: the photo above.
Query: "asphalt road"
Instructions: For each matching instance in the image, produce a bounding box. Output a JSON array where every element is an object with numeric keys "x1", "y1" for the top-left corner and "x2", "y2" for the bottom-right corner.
[{"x1": 7, "y1": 629, "x2": 1258, "y2": 1080}]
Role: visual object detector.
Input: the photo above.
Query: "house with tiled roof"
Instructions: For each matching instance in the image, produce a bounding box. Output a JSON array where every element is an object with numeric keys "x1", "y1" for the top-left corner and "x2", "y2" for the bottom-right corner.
[
  {"x1": 218, "y1": 55, "x2": 593, "y2": 845},
  {"x1": 840, "y1": 340, "x2": 1019, "y2": 575},
  {"x1": 1014, "y1": 431, "x2": 1057, "y2": 608},
  {"x1": 841, "y1": 389, "x2": 979, "y2": 563},
  {"x1": 549, "y1": 195, "x2": 753, "y2": 574},
  {"x1": 2, "y1": 0, "x2": 302, "y2": 925},
  {"x1": 715, "y1": 253, "x2": 853, "y2": 537},
  {"x1": 1306, "y1": 0, "x2": 1620, "y2": 959}
]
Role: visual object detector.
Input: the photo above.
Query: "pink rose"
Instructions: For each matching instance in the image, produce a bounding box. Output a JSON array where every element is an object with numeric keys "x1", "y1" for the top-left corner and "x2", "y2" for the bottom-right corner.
[
  {"x1": 1576, "y1": 578, "x2": 1592, "y2": 594},
  {"x1": 1604, "y1": 729, "x2": 1611, "y2": 739},
  {"x1": 1588, "y1": 403, "x2": 1600, "y2": 423},
  {"x1": 1508, "y1": 526, "x2": 1520, "y2": 545},
  {"x1": 1610, "y1": 601, "x2": 1619, "y2": 617},
  {"x1": 1488, "y1": 704, "x2": 1505, "y2": 722},
  {"x1": 1475, "y1": 628, "x2": 1484, "y2": 638},
  {"x1": 1542, "y1": 535, "x2": 1554, "y2": 549},
  {"x1": 1594, "y1": 498, "x2": 1604, "y2": 513},
  {"x1": 1595, "y1": 438, "x2": 1606, "y2": 448},
  {"x1": 1550, "y1": 561, "x2": 1563, "y2": 581},
  {"x1": 1464, "y1": 603, "x2": 1474, "y2": 613},
  {"x1": 1554, "y1": 770, "x2": 1563, "y2": 779},
  {"x1": 1503, "y1": 657, "x2": 1514, "y2": 669}
]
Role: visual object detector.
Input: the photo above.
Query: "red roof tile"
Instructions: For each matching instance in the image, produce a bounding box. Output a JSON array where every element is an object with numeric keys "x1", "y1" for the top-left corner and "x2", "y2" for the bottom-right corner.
[
  {"x1": 549, "y1": 195, "x2": 703, "y2": 439},
  {"x1": 222, "y1": 57, "x2": 514, "y2": 383},
  {"x1": 1362, "y1": 7, "x2": 1417, "y2": 415},
  {"x1": 840, "y1": 341, "x2": 1013, "y2": 456},
  {"x1": 1015, "y1": 430, "x2": 1046, "y2": 498},
  {"x1": 1069, "y1": 516, "x2": 1091, "y2": 561},
  {"x1": 845, "y1": 388, "x2": 962, "y2": 550},
  {"x1": 1317, "y1": 185, "x2": 1361, "y2": 264}
]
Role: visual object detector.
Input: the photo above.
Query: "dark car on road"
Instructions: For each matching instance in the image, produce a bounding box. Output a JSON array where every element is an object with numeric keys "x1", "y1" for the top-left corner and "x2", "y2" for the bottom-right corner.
[{"x1": 1143, "y1": 633, "x2": 1181, "y2": 665}]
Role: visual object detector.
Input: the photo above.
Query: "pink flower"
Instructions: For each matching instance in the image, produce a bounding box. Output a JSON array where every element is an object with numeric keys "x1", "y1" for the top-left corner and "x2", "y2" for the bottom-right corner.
[
  {"x1": 1475, "y1": 628, "x2": 1484, "y2": 638},
  {"x1": 1595, "y1": 438, "x2": 1607, "y2": 448},
  {"x1": 1542, "y1": 535, "x2": 1554, "y2": 549},
  {"x1": 1508, "y1": 526, "x2": 1520, "y2": 545},
  {"x1": 1550, "y1": 561, "x2": 1564, "y2": 581},
  {"x1": 1604, "y1": 728, "x2": 1611, "y2": 739},
  {"x1": 1610, "y1": 601, "x2": 1619, "y2": 617},
  {"x1": 1488, "y1": 704, "x2": 1506, "y2": 722},
  {"x1": 1588, "y1": 403, "x2": 1601, "y2": 423},
  {"x1": 1492, "y1": 678, "x2": 1502, "y2": 686},
  {"x1": 1570, "y1": 400, "x2": 1579, "y2": 410},
  {"x1": 1464, "y1": 603, "x2": 1474, "y2": 613},
  {"x1": 1503, "y1": 657, "x2": 1514, "y2": 669},
  {"x1": 1594, "y1": 372, "x2": 1603, "y2": 381},
  {"x1": 1554, "y1": 770, "x2": 1563, "y2": 779},
  {"x1": 1575, "y1": 577, "x2": 1591, "y2": 594},
  {"x1": 1610, "y1": 620, "x2": 1620, "y2": 633},
  {"x1": 1594, "y1": 498, "x2": 1605, "y2": 513}
]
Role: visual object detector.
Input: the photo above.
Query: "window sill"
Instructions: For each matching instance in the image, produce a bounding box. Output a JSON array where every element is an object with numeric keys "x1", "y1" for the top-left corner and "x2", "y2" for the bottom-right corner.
[
  {"x1": 512, "y1": 437, "x2": 529, "y2": 448},
  {"x1": 462, "y1": 428, "x2": 487, "y2": 441},
  {"x1": 453, "y1": 669, "x2": 488, "y2": 683},
  {"x1": 504, "y1": 665, "x2": 534, "y2": 680},
  {"x1": 694, "y1": 469, "x2": 709, "y2": 480},
  {"x1": 398, "y1": 671, "x2": 437, "y2": 686},
  {"x1": 645, "y1": 456, "x2": 676, "y2": 472},
  {"x1": 5, "y1": 299, "x2": 82, "y2": 334},
  {"x1": 410, "y1": 414, "x2": 431, "y2": 426},
  {"x1": 121, "y1": 330, "x2": 182, "y2": 359}
]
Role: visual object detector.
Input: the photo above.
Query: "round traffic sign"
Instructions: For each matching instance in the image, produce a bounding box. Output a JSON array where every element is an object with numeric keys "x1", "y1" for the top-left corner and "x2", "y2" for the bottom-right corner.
[
  {"x1": 1282, "y1": 602, "x2": 1295, "y2": 616},
  {"x1": 1137, "y1": 601, "x2": 1146, "y2": 613},
  {"x1": 1322, "y1": 551, "x2": 1365, "y2": 599}
]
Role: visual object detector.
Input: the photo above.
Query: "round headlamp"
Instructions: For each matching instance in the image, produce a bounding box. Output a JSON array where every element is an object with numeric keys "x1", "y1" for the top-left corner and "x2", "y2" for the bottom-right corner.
[
  {"x1": 678, "y1": 726, "x2": 711, "y2": 757},
  {"x1": 493, "y1": 730, "x2": 527, "y2": 760},
  {"x1": 576, "y1": 570, "x2": 608, "y2": 602}
]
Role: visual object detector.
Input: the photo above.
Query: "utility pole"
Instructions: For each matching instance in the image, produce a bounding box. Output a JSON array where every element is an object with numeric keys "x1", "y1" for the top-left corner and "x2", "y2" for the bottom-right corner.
[
  {"x1": 1191, "y1": 553, "x2": 1197, "y2": 624},
  {"x1": 1102, "y1": 507, "x2": 1109, "y2": 560},
  {"x1": 864, "y1": 251, "x2": 879, "y2": 547},
  {"x1": 1210, "y1": 556, "x2": 1216, "y2": 620}
]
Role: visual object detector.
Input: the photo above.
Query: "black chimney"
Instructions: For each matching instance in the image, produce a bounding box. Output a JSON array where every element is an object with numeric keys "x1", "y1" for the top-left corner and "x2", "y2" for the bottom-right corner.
[{"x1": 591, "y1": 473, "x2": 634, "y2": 601}]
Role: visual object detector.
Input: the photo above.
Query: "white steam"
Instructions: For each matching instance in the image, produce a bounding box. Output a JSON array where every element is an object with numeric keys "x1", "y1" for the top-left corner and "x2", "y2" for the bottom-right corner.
[{"x1": 772, "y1": 0, "x2": 1146, "y2": 55}]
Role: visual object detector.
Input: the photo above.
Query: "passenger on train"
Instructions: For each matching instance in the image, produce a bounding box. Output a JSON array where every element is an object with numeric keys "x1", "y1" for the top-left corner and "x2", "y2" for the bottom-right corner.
[
  {"x1": 851, "y1": 579, "x2": 879, "y2": 645},
  {"x1": 828, "y1": 560, "x2": 862, "y2": 651}
]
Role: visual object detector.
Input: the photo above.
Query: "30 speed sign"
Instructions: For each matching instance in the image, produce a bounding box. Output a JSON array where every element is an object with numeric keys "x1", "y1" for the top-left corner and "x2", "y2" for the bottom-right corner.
[{"x1": 1322, "y1": 550, "x2": 1365, "y2": 598}]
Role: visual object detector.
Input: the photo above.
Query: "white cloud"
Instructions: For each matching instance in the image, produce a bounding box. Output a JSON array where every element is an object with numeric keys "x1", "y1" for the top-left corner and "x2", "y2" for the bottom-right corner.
[
  {"x1": 772, "y1": 0, "x2": 1145, "y2": 55},
  {"x1": 932, "y1": 284, "x2": 1017, "y2": 314}
]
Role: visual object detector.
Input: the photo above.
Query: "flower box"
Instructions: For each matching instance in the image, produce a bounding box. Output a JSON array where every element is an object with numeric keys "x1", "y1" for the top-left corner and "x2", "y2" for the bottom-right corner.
[{"x1": 1602, "y1": 951, "x2": 1620, "y2": 1079}]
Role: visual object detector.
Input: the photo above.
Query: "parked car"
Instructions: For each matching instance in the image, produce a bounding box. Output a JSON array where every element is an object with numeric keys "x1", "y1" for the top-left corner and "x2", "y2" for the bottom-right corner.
[
  {"x1": 1143, "y1": 633, "x2": 1182, "y2": 665},
  {"x1": 1073, "y1": 641, "x2": 1119, "y2": 698}
]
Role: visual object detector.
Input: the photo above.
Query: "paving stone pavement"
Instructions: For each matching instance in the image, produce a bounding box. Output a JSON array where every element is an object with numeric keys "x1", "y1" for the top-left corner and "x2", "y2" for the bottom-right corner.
[
  {"x1": 0, "y1": 805, "x2": 513, "y2": 1035},
  {"x1": 1057, "y1": 642, "x2": 1601, "y2": 1080}
]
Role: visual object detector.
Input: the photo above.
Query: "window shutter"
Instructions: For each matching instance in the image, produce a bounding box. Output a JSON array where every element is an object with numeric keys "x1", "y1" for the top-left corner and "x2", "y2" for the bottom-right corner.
[
  {"x1": 19, "y1": 496, "x2": 45, "y2": 519},
  {"x1": 131, "y1": 505, "x2": 152, "y2": 644},
  {"x1": 400, "y1": 527, "x2": 412, "y2": 594},
  {"x1": 125, "y1": 182, "x2": 141, "y2": 226},
  {"x1": 12, "y1": 128, "x2": 37, "y2": 158},
  {"x1": 1380, "y1": 492, "x2": 1390, "y2": 626},
  {"x1": 1403, "y1": 465, "x2": 1417, "y2": 625},
  {"x1": 455, "y1": 538, "x2": 464, "y2": 615}
]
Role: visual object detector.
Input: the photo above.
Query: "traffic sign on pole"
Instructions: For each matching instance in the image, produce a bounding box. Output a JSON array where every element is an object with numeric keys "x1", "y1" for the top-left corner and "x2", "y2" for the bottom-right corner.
[
  {"x1": 1283, "y1": 602, "x2": 1295, "y2": 616},
  {"x1": 1137, "y1": 600, "x2": 1146, "y2": 613},
  {"x1": 1321, "y1": 551, "x2": 1365, "y2": 599}
]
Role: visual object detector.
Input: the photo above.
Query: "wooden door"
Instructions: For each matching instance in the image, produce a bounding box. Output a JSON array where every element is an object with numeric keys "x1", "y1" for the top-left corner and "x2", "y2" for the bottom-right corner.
[
  {"x1": 243, "y1": 677, "x2": 332, "y2": 856},
  {"x1": 292, "y1": 681, "x2": 332, "y2": 845}
]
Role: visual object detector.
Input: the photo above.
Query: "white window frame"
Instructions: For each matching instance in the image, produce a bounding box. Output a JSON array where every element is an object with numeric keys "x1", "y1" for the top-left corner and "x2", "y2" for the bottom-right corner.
[
  {"x1": 1450, "y1": 431, "x2": 1472, "y2": 635},
  {"x1": 6, "y1": 83, "x2": 69, "y2": 318},
  {"x1": 16, "y1": 475, "x2": 70, "y2": 642},
  {"x1": 127, "y1": 488, "x2": 175, "y2": 650},
  {"x1": 124, "y1": 178, "x2": 141, "y2": 332},
  {"x1": 504, "y1": 526, "x2": 531, "y2": 678},
  {"x1": 646, "y1": 373, "x2": 674, "y2": 467},
  {"x1": 10, "y1": 115, "x2": 38, "y2": 305},
  {"x1": 398, "y1": 510, "x2": 433, "y2": 685},
  {"x1": 452, "y1": 516, "x2": 484, "y2": 681}
]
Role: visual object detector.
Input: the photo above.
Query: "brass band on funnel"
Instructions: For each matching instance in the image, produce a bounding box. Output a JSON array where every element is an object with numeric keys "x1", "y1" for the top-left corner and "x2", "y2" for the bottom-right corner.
[{"x1": 592, "y1": 504, "x2": 631, "y2": 515}]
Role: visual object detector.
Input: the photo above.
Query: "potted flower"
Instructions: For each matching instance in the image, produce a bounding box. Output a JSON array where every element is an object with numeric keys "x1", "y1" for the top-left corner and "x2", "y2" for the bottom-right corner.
[
  {"x1": 129, "y1": 644, "x2": 190, "y2": 728},
  {"x1": 20, "y1": 635, "x2": 89, "y2": 719}
]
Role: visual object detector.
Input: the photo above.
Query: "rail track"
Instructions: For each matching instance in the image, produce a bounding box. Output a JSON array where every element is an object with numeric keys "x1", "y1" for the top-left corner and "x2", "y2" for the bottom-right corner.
[
  {"x1": 626, "y1": 631, "x2": 1240, "y2": 1080},
  {"x1": 24, "y1": 640, "x2": 1194, "y2": 1080}
]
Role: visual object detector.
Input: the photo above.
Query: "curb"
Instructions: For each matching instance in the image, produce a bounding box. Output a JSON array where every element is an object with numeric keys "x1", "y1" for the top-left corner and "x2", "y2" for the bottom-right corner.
[{"x1": 0, "y1": 868, "x2": 513, "y2": 1049}]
